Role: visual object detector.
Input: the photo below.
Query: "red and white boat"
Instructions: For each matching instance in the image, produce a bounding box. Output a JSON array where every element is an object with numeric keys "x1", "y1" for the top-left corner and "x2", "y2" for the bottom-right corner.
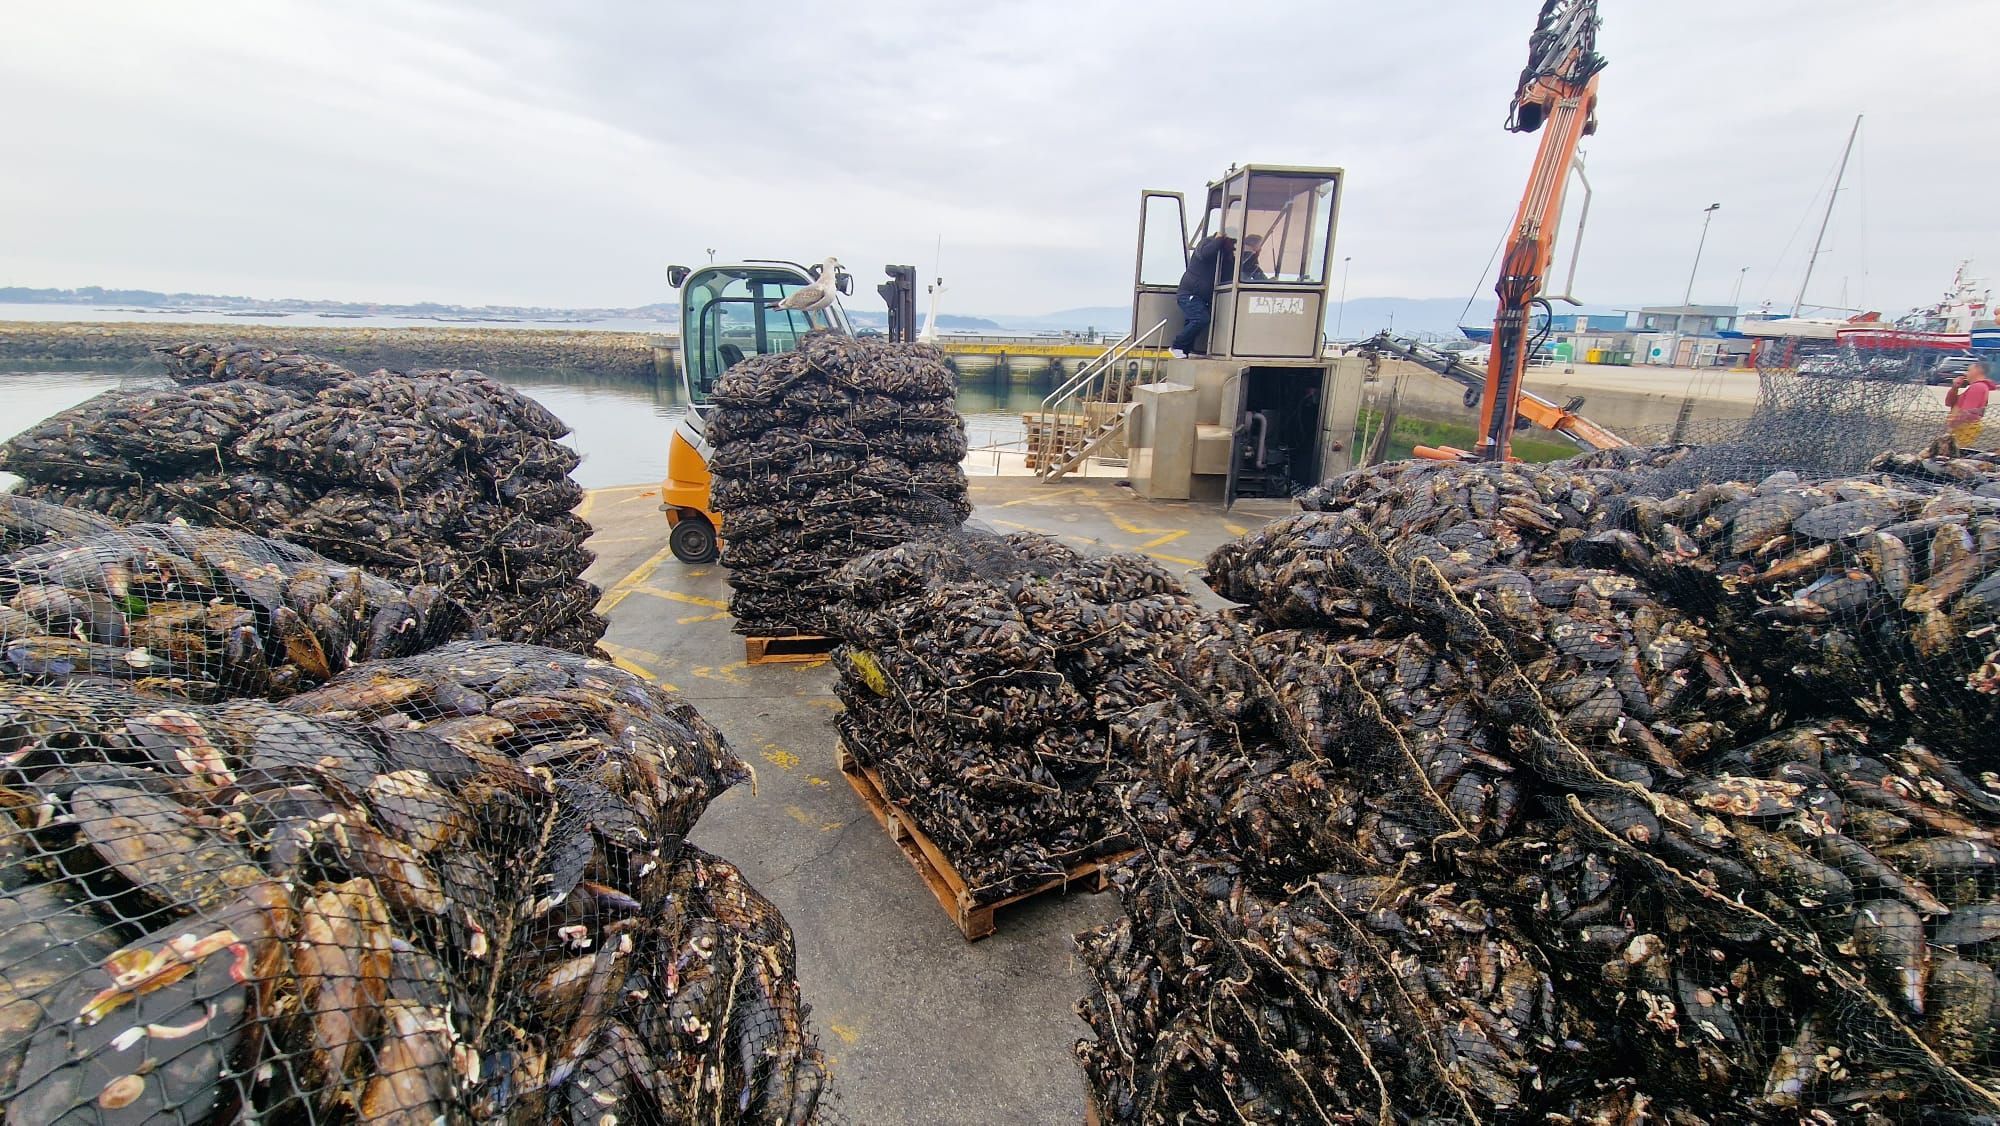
[{"x1": 1835, "y1": 261, "x2": 1990, "y2": 356}]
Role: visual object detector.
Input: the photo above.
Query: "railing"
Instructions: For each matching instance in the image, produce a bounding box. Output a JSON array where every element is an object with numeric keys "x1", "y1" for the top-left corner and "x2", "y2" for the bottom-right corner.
[{"x1": 1030, "y1": 318, "x2": 1170, "y2": 480}]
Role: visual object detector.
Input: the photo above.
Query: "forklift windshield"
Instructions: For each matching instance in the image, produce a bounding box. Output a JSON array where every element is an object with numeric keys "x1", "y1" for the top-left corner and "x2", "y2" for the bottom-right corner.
[{"x1": 682, "y1": 267, "x2": 845, "y2": 405}]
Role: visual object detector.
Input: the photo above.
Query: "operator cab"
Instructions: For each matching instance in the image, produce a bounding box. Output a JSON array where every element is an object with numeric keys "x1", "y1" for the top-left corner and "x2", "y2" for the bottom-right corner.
[
  {"x1": 1122, "y1": 164, "x2": 1353, "y2": 506},
  {"x1": 667, "y1": 261, "x2": 854, "y2": 407}
]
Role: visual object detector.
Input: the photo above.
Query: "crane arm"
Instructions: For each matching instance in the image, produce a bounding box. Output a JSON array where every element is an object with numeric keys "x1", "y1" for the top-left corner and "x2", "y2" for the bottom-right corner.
[
  {"x1": 1358, "y1": 331, "x2": 1623, "y2": 456},
  {"x1": 1472, "y1": 0, "x2": 1613, "y2": 460}
]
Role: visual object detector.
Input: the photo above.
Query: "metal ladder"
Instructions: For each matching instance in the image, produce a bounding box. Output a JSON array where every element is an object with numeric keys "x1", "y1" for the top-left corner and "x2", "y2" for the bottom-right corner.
[{"x1": 1030, "y1": 318, "x2": 1169, "y2": 481}]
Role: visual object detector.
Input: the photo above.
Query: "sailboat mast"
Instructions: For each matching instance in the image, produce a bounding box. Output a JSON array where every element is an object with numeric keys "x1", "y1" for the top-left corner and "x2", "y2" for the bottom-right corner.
[
  {"x1": 920, "y1": 235, "x2": 943, "y2": 344},
  {"x1": 1792, "y1": 114, "x2": 1862, "y2": 317}
]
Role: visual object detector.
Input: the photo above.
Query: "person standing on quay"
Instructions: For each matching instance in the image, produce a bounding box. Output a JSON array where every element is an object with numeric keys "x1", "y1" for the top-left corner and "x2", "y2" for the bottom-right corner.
[{"x1": 1945, "y1": 358, "x2": 1996, "y2": 450}]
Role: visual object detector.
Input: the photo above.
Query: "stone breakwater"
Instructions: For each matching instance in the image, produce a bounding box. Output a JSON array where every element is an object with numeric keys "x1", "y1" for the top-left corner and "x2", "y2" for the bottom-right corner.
[{"x1": 0, "y1": 319, "x2": 669, "y2": 378}]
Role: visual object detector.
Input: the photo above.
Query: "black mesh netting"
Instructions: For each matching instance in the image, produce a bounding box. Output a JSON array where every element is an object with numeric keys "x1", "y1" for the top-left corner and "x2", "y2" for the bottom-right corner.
[
  {"x1": 826, "y1": 530, "x2": 1211, "y2": 905},
  {"x1": 0, "y1": 640, "x2": 830, "y2": 1123},
  {"x1": 0, "y1": 342, "x2": 604, "y2": 652},
  {"x1": 0, "y1": 495, "x2": 121, "y2": 553},
  {"x1": 1077, "y1": 449, "x2": 2000, "y2": 1123},
  {"x1": 1, "y1": 506, "x2": 472, "y2": 699},
  {"x1": 708, "y1": 332, "x2": 970, "y2": 636},
  {"x1": 1613, "y1": 350, "x2": 1954, "y2": 488}
]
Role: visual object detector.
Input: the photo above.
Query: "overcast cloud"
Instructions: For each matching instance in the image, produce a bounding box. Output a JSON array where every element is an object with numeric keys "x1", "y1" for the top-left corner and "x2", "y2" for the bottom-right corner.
[{"x1": 3, "y1": 0, "x2": 1995, "y2": 316}]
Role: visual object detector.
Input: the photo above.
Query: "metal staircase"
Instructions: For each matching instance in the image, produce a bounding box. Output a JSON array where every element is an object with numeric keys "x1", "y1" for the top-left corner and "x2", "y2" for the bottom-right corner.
[{"x1": 1029, "y1": 319, "x2": 1169, "y2": 481}]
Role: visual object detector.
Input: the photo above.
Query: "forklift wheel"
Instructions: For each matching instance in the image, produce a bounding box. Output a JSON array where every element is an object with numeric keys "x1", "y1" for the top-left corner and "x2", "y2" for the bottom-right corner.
[{"x1": 669, "y1": 517, "x2": 718, "y2": 564}]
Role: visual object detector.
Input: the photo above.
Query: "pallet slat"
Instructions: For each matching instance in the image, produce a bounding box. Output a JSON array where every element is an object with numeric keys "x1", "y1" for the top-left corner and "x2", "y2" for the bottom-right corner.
[
  {"x1": 744, "y1": 634, "x2": 836, "y2": 664},
  {"x1": 835, "y1": 740, "x2": 1129, "y2": 940}
]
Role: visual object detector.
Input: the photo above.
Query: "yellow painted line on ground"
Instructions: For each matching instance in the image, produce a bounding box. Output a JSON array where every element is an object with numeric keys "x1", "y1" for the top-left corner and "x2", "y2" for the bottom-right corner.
[
  {"x1": 1146, "y1": 551, "x2": 1203, "y2": 567},
  {"x1": 829, "y1": 1022, "x2": 861, "y2": 1045},
  {"x1": 996, "y1": 486, "x2": 1086, "y2": 508},
  {"x1": 985, "y1": 518, "x2": 1103, "y2": 548},
  {"x1": 689, "y1": 660, "x2": 750, "y2": 686},
  {"x1": 785, "y1": 804, "x2": 844, "y2": 832},
  {"x1": 633, "y1": 585, "x2": 728, "y2": 610},
  {"x1": 610, "y1": 656, "x2": 659, "y2": 681},
  {"x1": 578, "y1": 483, "x2": 658, "y2": 523},
  {"x1": 592, "y1": 642, "x2": 681, "y2": 692},
  {"x1": 1095, "y1": 506, "x2": 1188, "y2": 541},
  {"x1": 594, "y1": 543, "x2": 676, "y2": 614},
  {"x1": 1223, "y1": 521, "x2": 1249, "y2": 536},
  {"x1": 627, "y1": 584, "x2": 731, "y2": 624},
  {"x1": 761, "y1": 744, "x2": 801, "y2": 770}
]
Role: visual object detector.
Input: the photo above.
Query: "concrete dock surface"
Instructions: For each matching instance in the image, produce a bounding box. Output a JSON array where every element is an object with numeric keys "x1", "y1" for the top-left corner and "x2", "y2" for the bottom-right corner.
[{"x1": 578, "y1": 479, "x2": 1294, "y2": 1124}]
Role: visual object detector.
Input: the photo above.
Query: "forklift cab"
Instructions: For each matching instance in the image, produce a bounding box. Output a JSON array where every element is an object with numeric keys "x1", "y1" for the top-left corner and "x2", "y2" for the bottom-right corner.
[
  {"x1": 1123, "y1": 164, "x2": 1355, "y2": 506},
  {"x1": 658, "y1": 260, "x2": 853, "y2": 563},
  {"x1": 671, "y1": 261, "x2": 853, "y2": 406}
]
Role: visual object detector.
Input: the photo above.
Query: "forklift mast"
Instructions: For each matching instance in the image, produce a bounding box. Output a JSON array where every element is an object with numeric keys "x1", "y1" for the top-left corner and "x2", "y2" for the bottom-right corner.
[{"x1": 878, "y1": 265, "x2": 918, "y2": 344}]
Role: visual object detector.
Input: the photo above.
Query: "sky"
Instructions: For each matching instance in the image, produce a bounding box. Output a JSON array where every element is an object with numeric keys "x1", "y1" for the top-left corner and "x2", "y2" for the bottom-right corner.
[{"x1": 3, "y1": 0, "x2": 1996, "y2": 317}]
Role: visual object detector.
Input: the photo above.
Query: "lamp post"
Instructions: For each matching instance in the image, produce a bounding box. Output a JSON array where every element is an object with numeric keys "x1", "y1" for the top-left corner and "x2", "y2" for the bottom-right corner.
[
  {"x1": 1676, "y1": 203, "x2": 1721, "y2": 363},
  {"x1": 1730, "y1": 265, "x2": 1750, "y2": 310},
  {"x1": 1334, "y1": 256, "x2": 1353, "y2": 341}
]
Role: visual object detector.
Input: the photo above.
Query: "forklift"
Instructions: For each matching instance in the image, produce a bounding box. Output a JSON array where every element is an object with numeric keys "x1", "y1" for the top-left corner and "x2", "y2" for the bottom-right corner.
[{"x1": 658, "y1": 259, "x2": 920, "y2": 562}]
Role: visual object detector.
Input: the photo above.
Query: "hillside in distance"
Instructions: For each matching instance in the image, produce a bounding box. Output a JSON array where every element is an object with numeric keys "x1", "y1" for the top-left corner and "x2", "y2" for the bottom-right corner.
[
  {"x1": 5, "y1": 286, "x2": 1633, "y2": 341},
  {"x1": 0, "y1": 286, "x2": 676, "y2": 323}
]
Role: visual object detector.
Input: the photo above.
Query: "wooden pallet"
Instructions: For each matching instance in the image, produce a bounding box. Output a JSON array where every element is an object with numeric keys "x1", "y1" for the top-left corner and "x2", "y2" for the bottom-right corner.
[
  {"x1": 1084, "y1": 1090, "x2": 1104, "y2": 1126},
  {"x1": 835, "y1": 740, "x2": 1131, "y2": 940},
  {"x1": 744, "y1": 634, "x2": 836, "y2": 664}
]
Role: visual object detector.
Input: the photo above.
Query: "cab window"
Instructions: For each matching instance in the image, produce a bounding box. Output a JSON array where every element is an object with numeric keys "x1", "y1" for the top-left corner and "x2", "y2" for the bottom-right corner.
[
  {"x1": 1238, "y1": 172, "x2": 1339, "y2": 285},
  {"x1": 683, "y1": 271, "x2": 840, "y2": 404}
]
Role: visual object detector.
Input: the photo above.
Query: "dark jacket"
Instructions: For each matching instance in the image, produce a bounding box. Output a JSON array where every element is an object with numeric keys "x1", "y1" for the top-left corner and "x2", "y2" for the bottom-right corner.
[{"x1": 1177, "y1": 235, "x2": 1235, "y2": 300}]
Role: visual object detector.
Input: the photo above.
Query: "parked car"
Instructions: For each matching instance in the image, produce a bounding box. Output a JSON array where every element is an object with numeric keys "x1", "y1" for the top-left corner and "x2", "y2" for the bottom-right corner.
[{"x1": 1931, "y1": 353, "x2": 1980, "y2": 385}]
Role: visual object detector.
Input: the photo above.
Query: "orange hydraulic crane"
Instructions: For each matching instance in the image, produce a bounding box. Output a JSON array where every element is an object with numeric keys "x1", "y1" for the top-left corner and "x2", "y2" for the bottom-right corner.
[{"x1": 1422, "y1": 0, "x2": 1621, "y2": 461}]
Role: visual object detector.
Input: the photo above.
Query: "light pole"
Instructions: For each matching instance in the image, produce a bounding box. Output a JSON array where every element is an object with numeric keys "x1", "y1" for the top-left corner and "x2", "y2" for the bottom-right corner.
[
  {"x1": 1676, "y1": 203, "x2": 1721, "y2": 362},
  {"x1": 1334, "y1": 256, "x2": 1353, "y2": 340},
  {"x1": 1730, "y1": 265, "x2": 1750, "y2": 310}
]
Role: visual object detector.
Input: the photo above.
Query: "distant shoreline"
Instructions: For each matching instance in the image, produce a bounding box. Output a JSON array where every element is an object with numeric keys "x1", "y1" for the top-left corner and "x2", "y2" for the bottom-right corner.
[{"x1": 0, "y1": 319, "x2": 669, "y2": 378}]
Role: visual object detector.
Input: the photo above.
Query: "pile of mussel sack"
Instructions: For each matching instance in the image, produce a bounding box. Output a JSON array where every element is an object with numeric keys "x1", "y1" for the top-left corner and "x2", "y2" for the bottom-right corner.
[
  {"x1": 708, "y1": 331, "x2": 970, "y2": 635},
  {"x1": 1077, "y1": 452, "x2": 2000, "y2": 1123},
  {"x1": 0, "y1": 342, "x2": 605, "y2": 652},
  {"x1": 0, "y1": 641, "x2": 829, "y2": 1124},
  {"x1": 827, "y1": 531, "x2": 1208, "y2": 904},
  {"x1": 1, "y1": 495, "x2": 470, "y2": 699}
]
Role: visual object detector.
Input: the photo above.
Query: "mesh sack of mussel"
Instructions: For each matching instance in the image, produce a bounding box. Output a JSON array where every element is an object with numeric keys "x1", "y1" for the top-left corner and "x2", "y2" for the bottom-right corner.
[
  {"x1": 0, "y1": 342, "x2": 605, "y2": 653},
  {"x1": 1076, "y1": 452, "x2": 2000, "y2": 1123},
  {"x1": 707, "y1": 331, "x2": 970, "y2": 636},
  {"x1": 0, "y1": 639, "x2": 829, "y2": 1124},
  {"x1": 1, "y1": 500, "x2": 471, "y2": 699},
  {"x1": 826, "y1": 530, "x2": 1208, "y2": 905}
]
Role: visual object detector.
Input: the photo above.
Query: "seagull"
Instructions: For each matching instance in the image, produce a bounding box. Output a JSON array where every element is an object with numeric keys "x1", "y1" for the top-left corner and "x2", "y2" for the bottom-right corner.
[{"x1": 775, "y1": 257, "x2": 842, "y2": 314}]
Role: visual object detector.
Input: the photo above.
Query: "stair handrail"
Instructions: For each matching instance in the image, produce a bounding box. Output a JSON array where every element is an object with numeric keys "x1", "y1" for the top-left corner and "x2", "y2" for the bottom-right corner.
[{"x1": 1031, "y1": 317, "x2": 1169, "y2": 473}]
